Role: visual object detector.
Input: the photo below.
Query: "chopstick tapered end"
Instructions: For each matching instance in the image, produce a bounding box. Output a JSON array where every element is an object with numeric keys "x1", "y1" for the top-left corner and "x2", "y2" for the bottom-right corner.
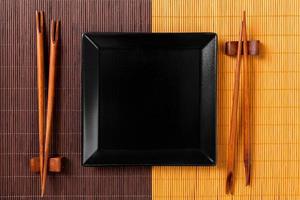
[
  {"x1": 245, "y1": 163, "x2": 251, "y2": 186},
  {"x1": 226, "y1": 172, "x2": 234, "y2": 194},
  {"x1": 243, "y1": 11, "x2": 247, "y2": 25},
  {"x1": 50, "y1": 20, "x2": 60, "y2": 43},
  {"x1": 41, "y1": 182, "x2": 45, "y2": 197},
  {"x1": 35, "y1": 10, "x2": 44, "y2": 34}
]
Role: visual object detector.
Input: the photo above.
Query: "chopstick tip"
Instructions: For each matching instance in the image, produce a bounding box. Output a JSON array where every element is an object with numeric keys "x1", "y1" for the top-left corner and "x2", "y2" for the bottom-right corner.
[
  {"x1": 225, "y1": 172, "x2": 234, "y2": 194},
  {"x1": 35, "y1": 10, "x2": 44, "y2": 33},
  {"x1": 50, "y1": 19, "x2": 60, "y2": 43},
  {"x1": 243, "y1": 11, "x2": 246, "y2": 21},
  {"x1": 41, "y1": 183, "x2": 46, "y2": 197},
  {"x1": 245, "y1": 164, "x2": 251, "y2": 186}
]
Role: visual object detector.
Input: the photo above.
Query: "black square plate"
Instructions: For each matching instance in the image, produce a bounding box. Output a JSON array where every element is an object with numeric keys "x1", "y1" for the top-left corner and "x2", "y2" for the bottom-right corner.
[{"x1": 82, "y1": 33, "x2": 217, "y2": 166}]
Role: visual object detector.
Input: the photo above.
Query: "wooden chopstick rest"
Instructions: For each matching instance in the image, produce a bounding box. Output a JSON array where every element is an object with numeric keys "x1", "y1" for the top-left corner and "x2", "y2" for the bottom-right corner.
[
  {"x1": 224, "y1": 40, "x2": 260, "y2": 56},
  {"x1": 30, "y1": 157, "x2": 64, "y2": 173}
]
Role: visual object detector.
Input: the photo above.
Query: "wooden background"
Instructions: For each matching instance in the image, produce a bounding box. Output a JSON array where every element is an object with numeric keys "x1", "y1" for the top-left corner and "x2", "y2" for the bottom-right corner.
[
  {"x1": 0, "y1": 0, "x2": 151, "y2": 199},
  {"x1": 152, "y1": 0, "x2": 300, "y2": 199}
]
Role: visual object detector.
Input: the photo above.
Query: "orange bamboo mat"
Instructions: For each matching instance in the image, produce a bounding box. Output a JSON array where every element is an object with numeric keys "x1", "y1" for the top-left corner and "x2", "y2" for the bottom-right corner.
[{"x1": 152, "y1": 0, "x2": 300, "y2": 199}]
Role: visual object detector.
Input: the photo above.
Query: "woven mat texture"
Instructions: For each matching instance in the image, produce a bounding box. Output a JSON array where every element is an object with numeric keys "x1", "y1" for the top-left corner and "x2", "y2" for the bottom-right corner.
[
  {"x1": 152, "y1": 0, "x2": 300, "y2": 199},
  {"x1": 0, "y1": 0, "x2": 151, "y2": 199}
]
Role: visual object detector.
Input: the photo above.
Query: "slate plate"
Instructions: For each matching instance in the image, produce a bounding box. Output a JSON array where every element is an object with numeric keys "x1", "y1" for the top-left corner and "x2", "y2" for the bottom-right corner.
[{"x1": 82, "y1": 33, "x2": 217, "y2": 166}]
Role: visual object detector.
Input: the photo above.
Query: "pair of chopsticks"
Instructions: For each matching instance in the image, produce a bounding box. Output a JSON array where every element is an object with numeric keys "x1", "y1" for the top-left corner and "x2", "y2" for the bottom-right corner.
[
  {"x1": 36, "y1": 10, "x2": 60, "y2": 197},
  {"x1": 226, "y1": 11, "x2": 250, "y2": 194}
]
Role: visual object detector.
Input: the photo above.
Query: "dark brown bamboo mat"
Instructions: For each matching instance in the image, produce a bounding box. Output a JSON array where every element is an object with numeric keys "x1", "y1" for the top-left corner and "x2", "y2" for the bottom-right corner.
[{"x1": 0, "y1": 0, "x2": 151, "y2": 199}]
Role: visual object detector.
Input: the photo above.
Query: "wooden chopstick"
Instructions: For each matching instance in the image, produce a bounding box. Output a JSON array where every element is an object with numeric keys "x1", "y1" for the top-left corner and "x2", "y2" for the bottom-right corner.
[
  {"x1": 35, "y1": 10, "x2": 45, "y2": 184},
  {"x1": 226, "y1": 19, "x2": 244, "y2": 195},
  {"x1": 41, "y1": 20, "x2": 60, "y2": 197},
  {"x1": 242, "y1": 11, "x2": 251, "y2": 186}
]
